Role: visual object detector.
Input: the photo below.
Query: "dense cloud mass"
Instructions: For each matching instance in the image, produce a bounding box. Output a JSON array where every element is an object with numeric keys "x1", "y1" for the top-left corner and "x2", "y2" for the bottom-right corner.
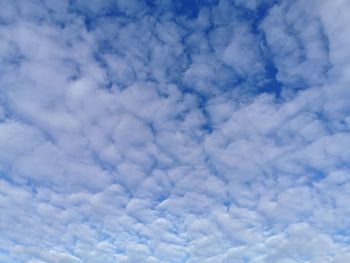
[{"x1": 0, "y1": 0, "x2": 350, "y2": 262}]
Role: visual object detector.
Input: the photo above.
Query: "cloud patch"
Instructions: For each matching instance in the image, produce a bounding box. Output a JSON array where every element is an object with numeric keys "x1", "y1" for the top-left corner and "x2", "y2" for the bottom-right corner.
[{"x1": 0, "y1": 0, "x2": 350, "y2": 262}]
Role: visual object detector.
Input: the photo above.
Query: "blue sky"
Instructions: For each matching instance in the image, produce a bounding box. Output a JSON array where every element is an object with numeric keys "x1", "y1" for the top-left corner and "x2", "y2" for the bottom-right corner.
[{"x1": 0, "y1": 0, "x2": 350, "y2": 262}]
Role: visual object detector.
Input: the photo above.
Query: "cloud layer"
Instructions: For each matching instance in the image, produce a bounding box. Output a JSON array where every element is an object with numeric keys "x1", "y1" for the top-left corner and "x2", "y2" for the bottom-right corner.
[{"x1": 1, "y1": 0, "x2": 350, "y2": 262}]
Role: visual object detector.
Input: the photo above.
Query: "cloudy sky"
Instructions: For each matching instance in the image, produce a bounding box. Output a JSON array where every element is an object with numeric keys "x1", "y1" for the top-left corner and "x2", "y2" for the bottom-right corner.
[{"x1": 0, "y1": 0, "x2": 350, "y2": 262}]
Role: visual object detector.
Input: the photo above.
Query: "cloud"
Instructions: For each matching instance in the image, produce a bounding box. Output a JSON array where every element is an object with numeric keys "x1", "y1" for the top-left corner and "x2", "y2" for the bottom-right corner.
[{"x1": 0, "y1": 0, "x2": 350, "y2": 262}]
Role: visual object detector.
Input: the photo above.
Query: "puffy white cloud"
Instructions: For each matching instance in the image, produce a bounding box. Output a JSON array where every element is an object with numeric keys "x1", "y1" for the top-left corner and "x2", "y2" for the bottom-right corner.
[{"x1": 0, "y1": 0, "x2": 350, "y2": 262}]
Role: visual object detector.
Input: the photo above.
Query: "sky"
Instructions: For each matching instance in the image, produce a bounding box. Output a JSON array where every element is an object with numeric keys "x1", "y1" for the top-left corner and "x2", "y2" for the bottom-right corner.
[{"x1": 0, "y1": 0, "x2": 350, "y2": 262}]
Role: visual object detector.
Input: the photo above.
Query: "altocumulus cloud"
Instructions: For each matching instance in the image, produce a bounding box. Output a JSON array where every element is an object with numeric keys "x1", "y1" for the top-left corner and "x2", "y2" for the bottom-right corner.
[{"x1": 0, "y1": 0, "x2": 350, "y2": 262}]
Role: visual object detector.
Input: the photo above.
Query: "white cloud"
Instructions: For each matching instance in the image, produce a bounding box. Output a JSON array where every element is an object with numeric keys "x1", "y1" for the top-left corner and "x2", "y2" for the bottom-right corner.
[{"x1": 0, "y1": 0, "x2": 350, "y2": 262}]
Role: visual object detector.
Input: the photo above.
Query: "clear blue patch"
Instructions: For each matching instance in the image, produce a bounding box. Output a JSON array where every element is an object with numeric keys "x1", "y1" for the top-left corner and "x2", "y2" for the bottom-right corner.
[
  {"x1": 146, "y1": 0, "x2": 214, "y2": 18},
  {"x1": 173, "y1": 0, "x2": 205, "y2": 18}
]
